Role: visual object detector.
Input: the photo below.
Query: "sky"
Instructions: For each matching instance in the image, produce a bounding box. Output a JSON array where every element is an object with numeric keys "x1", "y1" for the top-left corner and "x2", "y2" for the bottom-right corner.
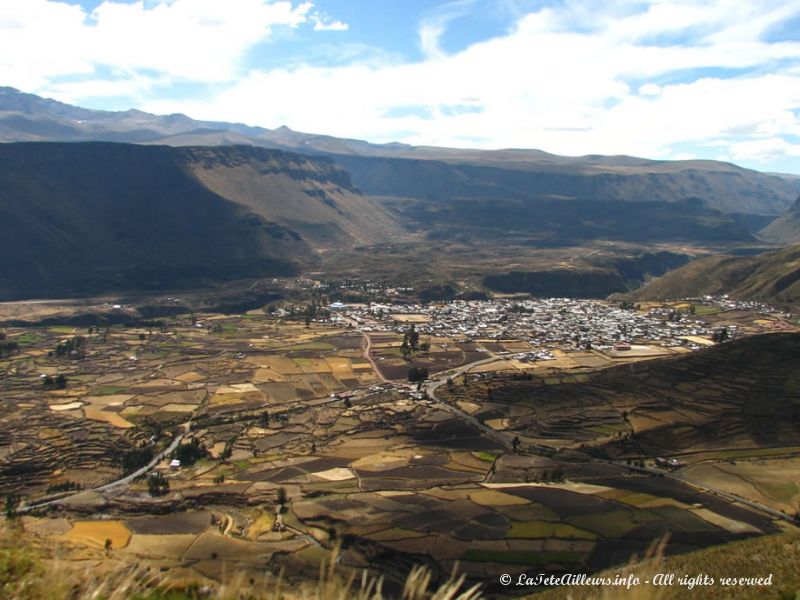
[{"x1": 2, "y1": 0, "x2": 800, "y2": 173}]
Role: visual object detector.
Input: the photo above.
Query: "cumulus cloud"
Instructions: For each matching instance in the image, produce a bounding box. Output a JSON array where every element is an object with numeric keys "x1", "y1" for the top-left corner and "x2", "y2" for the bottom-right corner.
[
  {"x1": 3, "y1": 0, "x2": 800, "y2": 170},
  {"x1": 729, "y1": 137, "x2": 800, "y2": 161},
  {"x1": 0, "y1": 0, "x2": 316, "y2": 90},
  {"x1": 142, "y1": 1, "x2": 800, "y2": 164}
]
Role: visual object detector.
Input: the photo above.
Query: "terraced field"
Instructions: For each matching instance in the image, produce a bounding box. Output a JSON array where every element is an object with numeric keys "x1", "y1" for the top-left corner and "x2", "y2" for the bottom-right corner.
[
  {"x1": 440, "y1": 333, "x2": 800, "y2": 456},
  {"x1": 2, "y1": 313, "x2": 798, "y2": 596}
]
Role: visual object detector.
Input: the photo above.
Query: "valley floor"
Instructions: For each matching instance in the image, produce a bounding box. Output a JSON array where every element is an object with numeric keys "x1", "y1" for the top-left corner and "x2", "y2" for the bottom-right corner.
[{"x1": 0, "y1": 295, "x2": 798, "y2": 598}]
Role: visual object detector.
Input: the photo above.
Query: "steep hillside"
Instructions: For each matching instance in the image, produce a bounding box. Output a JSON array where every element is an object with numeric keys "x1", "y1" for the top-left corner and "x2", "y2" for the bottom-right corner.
[
  {"x1": 760, "y1": 196, "x2": 800, "y2": 243},
  {"x1": 621, "y1": 244, "x2": 800, "y2": 306},
  {"x1": 334, "y1": 154, "x2": 793, "y2": 215},
  {"x1": 179, "y1": 146, "x2": 398, "y2": 248},
  {"x1": 0, "y1": 142, "x2": 397, "y2": 300},
  {"x1": 1, "y1": 87, "x2": 796, "y2": 216},
  {"x1": 373, "y1": 185, "x2": 753, "y2": 246},
  {"x1": 484, "y1": 332, "x2": 800, "y2": 455}
]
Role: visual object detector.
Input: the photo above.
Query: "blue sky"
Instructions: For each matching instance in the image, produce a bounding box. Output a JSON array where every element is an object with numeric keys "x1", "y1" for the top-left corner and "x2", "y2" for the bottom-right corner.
[{"x1": 2, "y1": 0, "x2": 800, "y2": 173}]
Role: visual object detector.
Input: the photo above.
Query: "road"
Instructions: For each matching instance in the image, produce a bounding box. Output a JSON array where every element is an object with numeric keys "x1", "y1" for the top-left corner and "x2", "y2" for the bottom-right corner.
[
  {"x1": 609, "y1": 460, "x2": 799, "y2": 525},
  {"x1": 352, "y1": 324, "x2": 798, "y2": 526},
  {"x1": 422, "y1": 357, "x2": 515, "y2": 451},
  {"x1": 19, "y1": 423, "x2": 189, "y2": 513}
]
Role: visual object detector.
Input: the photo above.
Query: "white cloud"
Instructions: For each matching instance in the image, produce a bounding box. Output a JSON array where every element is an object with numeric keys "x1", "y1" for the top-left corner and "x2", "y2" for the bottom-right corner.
[
  {"x1": 638, "y1": 83, "x2": 662, "y2": 97},
  {"x1": 143, "y1": 1, "x2": 800, "y2": 163},
  {"x1": 311, "y1": 12, "x2": 348, "y2": 32},
  {"x1": 418, "y1": 0, "x2": 474, "y2": 60},
  {"x1": 3, "y1": 0, "x2": 800, "y2": 170},
  {"x1": 729, "y1": 137, "x2": 800, "y2": 161},
  {"x1": 0, "y1": 0, "x2": 316, "y2": 92}
]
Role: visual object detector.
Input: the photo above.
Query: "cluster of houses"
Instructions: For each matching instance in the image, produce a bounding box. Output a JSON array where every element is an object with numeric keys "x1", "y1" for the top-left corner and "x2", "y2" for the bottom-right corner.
[{"x1": 335, "y1": 298, "x2": 738, "y2": 351}]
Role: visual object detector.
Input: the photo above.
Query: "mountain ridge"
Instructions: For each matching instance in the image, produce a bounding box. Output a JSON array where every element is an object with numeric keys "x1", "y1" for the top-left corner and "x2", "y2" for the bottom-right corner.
[{"x1": 1, "y1": 86, "x2": 797, "y2": 215}]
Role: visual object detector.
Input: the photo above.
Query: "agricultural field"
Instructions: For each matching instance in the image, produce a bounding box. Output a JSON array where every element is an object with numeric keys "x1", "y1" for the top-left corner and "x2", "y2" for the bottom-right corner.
[
  {"x1": 1, "y1": 305, "x2": 798, "y2": 596},
  {"x1": 13, "y1": 384, "x2": 782, "y2": 594},
  {"x1": 0, "y1": 314, "x2": 379, "y2": 496},
  {"x1": 682, "y1": 457, "x2": 800, "y2": 514}
]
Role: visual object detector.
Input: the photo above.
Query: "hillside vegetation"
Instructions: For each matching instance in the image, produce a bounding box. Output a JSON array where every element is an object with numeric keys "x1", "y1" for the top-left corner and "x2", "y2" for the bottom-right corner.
[
  {"x1": 622, "y1": 245, "x2": 800, "y2": 307},
  {"x1": 532, "y1": 530, "x2": 800, "y2": 600}
]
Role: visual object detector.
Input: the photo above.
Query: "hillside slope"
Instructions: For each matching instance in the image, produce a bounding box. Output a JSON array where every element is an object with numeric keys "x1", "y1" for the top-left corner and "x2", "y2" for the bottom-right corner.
[
  {"x1": 0, "y1": 142, "x2": 398, "y2": 300},
  {"x1": 760, "y1": 196, "x2": 800, "y2": 243},
  {"x1": 333, "y1": 154, "x2": 795, "y2": 215},
  {"x1": 486, "y1": 332, "x2": 800, "y2": 455},
  {"x1": 621, "y1": 244, "x2": 800, "y2": 306},
  {"x1": 1, "y1": 86, "x2": 797, "y2": 216}
]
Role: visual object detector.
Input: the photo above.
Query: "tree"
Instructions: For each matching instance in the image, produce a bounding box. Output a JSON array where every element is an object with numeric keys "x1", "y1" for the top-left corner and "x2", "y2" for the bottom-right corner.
[
  {"x1": 407, "y1": 365, "x2": 429, "y2": 383},
  {"x1": 512, "y1": 436, "x2": 520, "y2": 453},
  {"x1": 147, "y1": 472, "x2": 169, "y2": 496},
  {"x1": 122, "y1": 445, "x2": 154, "y2": 474},
  {"x1": 104, "y1": 538, "x2": 112, "y2": 556},
  {"x1": 174, "y1": 438, "x2": 207, "y2": 467},
  {"x1": 276, "y1": 486, "x2": 288, "y2": 508},
  {"x1": 712, "y1": 327, "x2": 729, "y2": 343},
  {"x1": 0, "y1": 340, "x2": 19, "y2": 358},
  {"x1": 54, "y1": 374, "x2": 67, "y2": 389},
  {"x1": 407, "y1": 324, "x2": 419, "y2": 351},
  {"x1": 4, "y1": 495, "x2": 19, "y2": 519}
]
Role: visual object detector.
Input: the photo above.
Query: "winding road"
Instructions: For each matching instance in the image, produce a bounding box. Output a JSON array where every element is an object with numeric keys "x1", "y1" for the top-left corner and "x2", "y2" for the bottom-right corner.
[
  {"x1": 19, "y1": 423, "x2": 189, "y2": 513},
  {"x1": 352, "y1": 323, "x2": 799, "y2": 527}
]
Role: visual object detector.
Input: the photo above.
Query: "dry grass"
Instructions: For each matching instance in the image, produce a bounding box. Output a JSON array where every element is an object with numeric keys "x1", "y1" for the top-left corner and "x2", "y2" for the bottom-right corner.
[
  {"x1": 533, "y1": 530, "x2": 800, "y2": 600},
  {"x1": 1, "y1": 527, "x2": 483, "y2": 600}
]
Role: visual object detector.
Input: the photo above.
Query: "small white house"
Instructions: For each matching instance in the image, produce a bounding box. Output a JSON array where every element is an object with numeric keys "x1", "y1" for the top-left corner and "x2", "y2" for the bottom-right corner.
[{"x1": 169, "y1": 459, "x2": 181, "y2": 470}]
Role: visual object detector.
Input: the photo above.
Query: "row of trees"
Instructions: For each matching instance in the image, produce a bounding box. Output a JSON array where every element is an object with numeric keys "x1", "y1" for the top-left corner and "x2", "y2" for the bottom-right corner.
[
  {"x1": 52, "y1": 335, "x2": 86, "y2": 358},
  {"x1": 42, "y1": 374, "x2": 68, "y2": 389},
  {"x1": 0, "y1": 330, "x2": 18, "y2": 357}
]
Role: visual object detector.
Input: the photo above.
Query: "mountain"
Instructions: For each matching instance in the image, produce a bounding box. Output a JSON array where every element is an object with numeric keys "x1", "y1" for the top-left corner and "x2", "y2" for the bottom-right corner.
[
  {"x1": 760, "y1": 196, "x2": 800, "y2": 244},
  {"x1": 0, "y1": 142, "x2": 398, "y2": 300},
  {"x1": 1, "y1": 86, "x2": 797, "y2": 216},
  {"x1": 620, "y1": 244, "x2": 800, "y2": 306}
]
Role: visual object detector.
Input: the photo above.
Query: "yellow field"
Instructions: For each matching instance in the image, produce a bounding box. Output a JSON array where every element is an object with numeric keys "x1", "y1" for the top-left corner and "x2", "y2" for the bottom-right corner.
[
  {"x1": 389, "y1": 314, "x2": 431, "y2": 323},
  {"x1": 469, "y1": 489, "x2": 529, "y2": 506},
  {"x1": 65, "y1": 520, "x2": 132, "y2": 549},
  {"x1": 83, "y1": 406, "x2": 134, "y2": 428}
]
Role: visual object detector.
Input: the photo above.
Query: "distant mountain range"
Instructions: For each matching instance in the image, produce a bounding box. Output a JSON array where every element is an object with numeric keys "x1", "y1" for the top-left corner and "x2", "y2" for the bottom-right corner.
[
  {"x1": 1, "y1": 86, "x2": 797, "y2": 217},
  {"x1": 3, "y1": 86, "x2": 800, "y2": 301}
]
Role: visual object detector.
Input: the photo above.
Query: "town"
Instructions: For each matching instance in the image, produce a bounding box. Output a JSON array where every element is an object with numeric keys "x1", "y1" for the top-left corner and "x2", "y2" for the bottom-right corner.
[{"x1": 322, "y1": 294, "x2": 792, "y2": 354}]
